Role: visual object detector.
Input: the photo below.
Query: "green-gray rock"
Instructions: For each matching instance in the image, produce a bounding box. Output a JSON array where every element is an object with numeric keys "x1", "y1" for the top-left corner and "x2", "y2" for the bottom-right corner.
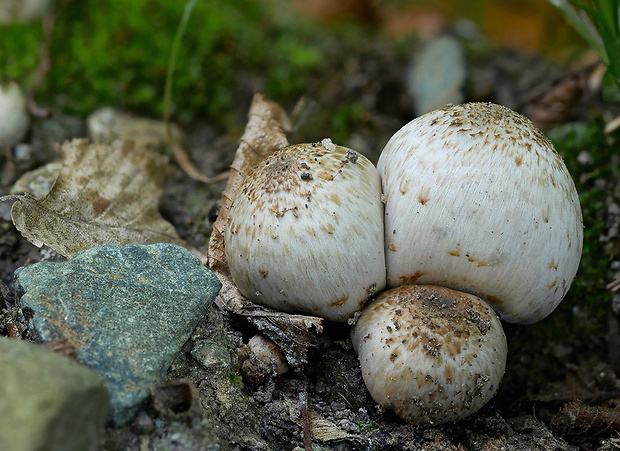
[
  {"x1": 0, "y1": 337, "x2": 109, "y2": 451},
  {"x1": 15, "y1": 243, "x2": 221, "y2": 427}
]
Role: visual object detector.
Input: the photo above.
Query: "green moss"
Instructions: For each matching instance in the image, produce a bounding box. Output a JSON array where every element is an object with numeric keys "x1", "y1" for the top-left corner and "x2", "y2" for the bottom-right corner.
[
  {"x1": 505, "y1": 119, "x2": 614, "y2": 360},
  {"x1": 549, "y1": 119, "x2": 615, "y2": 320},
  {"x1": 1, "y1": 22, "x2": 43, "y2": 81},
  {"x1": 357, "y1": 421, "x2": 381, "y2": 434},
  {"x1": 331, "y1": 101, "x2": 368, "y2": 143},
  {"x1": 226, "y1": 372, "x2": 243, "y2": 387},
  {"x1": 264, "y1": 35, "x2": 324, "y2": 102},
  {"x1": 0, "y1": 0, "x2": 330, "y2": 128}
]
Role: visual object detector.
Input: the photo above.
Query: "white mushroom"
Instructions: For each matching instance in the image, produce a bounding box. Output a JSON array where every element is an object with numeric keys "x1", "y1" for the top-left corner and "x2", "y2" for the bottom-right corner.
[
  {"x1": 351, "y1": 284, "x2": 507, "y2": 426},
  {"x1": 225, "y1": 139, "x2": 386, "y2": 321},
  {"x1": 377, "y1": 102, "x2": 583, "y2": 324},
  {"x1": 241, "y1": 334, "x2": 290, "y2": 384},
  {"x1": 0, "y1": 80, "x2": 29, "y2": 148}
]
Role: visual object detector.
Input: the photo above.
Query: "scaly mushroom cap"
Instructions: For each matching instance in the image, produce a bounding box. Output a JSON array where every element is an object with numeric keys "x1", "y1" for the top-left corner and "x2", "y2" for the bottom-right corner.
[
  {"x1": 225, "y1": 139, "x2": 386, "y2": 321},
  {"x1": 377, "y1": 102, "x2": 583, "y2": 324},
  {"x1": 351, "y1": 284, "x2": 507, "y2": 426}
]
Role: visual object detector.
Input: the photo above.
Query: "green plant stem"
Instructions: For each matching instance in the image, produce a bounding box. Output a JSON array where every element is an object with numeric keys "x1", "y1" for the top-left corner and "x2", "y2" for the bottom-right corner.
[{"x1": 163, "y1": 0, "x2": 199, "y2": 123}]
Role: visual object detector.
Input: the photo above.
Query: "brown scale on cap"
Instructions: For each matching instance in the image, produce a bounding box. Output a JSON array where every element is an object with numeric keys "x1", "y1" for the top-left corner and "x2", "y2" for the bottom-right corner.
[{"x1": 351, "y1": 284, "x2": 507, "y2": 426}]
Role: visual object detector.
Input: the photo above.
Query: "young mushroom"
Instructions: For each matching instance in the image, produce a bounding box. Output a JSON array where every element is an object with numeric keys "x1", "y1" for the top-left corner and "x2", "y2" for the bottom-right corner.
[
  {"x1": 0, "y1": 80, "x2": 29, "y2": 148},
  {"x1": 224, "y1": 139, "x2": 386, "y2": 322},
  {"x1": 351, "y1": 284, "x2": 507, "y2": 426},
  {"x1": 377, "y1": 102, "x2": 583, "y2": 324},
  {"x1": 240, "y1": 334, "x2": 290, "y2": 384}
]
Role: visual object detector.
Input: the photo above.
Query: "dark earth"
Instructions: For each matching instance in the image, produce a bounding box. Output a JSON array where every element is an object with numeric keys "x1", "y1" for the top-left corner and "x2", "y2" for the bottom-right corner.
[{"x1": 3, "y1": 1, "x2": 620, "y2": 449}]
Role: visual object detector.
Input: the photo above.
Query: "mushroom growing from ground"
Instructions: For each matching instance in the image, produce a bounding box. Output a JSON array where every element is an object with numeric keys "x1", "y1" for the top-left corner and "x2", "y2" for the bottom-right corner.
[
  {"x1": 0, "y1": 80, "x2": 29, "y2": 148},
  {"x1": 351, "y1": 284, "x2": 507, "y2": 426},
  {"x1": 240, "y1": 334, "x2": 290, "y2": 384},
  {"x1": 377, "y1": 102, "x2": 583, "y2": 324},
  {"x1": 224, "y1": 138, "x2": 386, "y2": 321}
]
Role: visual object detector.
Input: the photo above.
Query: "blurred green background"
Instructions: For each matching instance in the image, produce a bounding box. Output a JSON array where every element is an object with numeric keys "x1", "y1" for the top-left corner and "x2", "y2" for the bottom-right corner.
[{"x1": 1, "y1": 0, "x2": 585, "y2": 130}]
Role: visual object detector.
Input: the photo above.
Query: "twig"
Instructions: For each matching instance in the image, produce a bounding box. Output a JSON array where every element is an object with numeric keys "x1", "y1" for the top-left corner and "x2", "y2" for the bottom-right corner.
[
  {"x1": 300, "y1": 390, "x2": 312, "y2": 451},
  {"x1": 27, "y1": 0, "x2": 74, "y2": 117},
  {"x1": 607, "y1": 275, "x2": 620, "y2": 292}
]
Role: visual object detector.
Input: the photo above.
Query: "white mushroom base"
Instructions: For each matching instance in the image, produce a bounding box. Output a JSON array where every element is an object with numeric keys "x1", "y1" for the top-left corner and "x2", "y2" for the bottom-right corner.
[{"x1": 351, "y1": 285, "x2": 507, "y2": 426}]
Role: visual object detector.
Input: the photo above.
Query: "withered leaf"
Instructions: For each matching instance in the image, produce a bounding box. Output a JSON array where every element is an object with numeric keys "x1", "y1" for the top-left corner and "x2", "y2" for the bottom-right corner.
[
  {"x1": 88, "y1": 106, "x2": 228, "y2": 184},
  {"x1": 551, "y1": 400, "x2": 620, "y2": 436},
  {"x1": 207, "y1": 93, "x2": 322, "y2": 368},
  {"x1": 4, "y1": 138, "x2": 187, "y2": 258},
  {"x1": 208, "y1": 92, "x2": 291, "y2": 275}
]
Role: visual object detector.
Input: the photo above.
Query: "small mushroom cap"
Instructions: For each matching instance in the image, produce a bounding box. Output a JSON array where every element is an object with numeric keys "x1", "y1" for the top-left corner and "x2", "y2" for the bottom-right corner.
[
  {"x1": 0, "y1": 80, "x2": 29, "y2": 148},
  {"x1": 351, "y1": 284, "x2": 507, "y2": 426},
  {"x1": 377, "y1": 102, "x2": 583, "y2": 324},
  {"x1": 225, "y1": 139, "x2": 386, "y2": 321},
  {"x1": 241, "y1": 334, "x2": 290, "y2": 384}
]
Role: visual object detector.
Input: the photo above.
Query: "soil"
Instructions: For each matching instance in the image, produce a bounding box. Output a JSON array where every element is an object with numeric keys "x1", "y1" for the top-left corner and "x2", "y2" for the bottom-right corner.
[{"x1": 2, "y1": 26, "x2": 620, "y2": 451}]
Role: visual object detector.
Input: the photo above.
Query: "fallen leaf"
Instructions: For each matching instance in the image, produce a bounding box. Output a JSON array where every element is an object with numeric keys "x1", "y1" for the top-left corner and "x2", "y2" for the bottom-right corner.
[
  {"x1": 520, "y1": 65, "x2": 590, "y2": 130},
  {"x1": 207, "y1": 92, "x2": 291, "y2": 275},
  {"x1": 285, "y1": 397, "x2": 362, "y2": 443},
  {"x1": 1, "y1": 138, "x2": 187, "y2": 258},
  {"x1": 87, "y1": 106, "x2": 182, "y2": 151},
  {"x1": 552, "y1": 400, "x2": 620, "y2": 436},
  {"x1": 88, "y1": 106, "x2": 229, "y2": 184},
  {"x1": 207, "y1": 93, "x2": 323, "y2": 368},
  {"x1": 10, "y1": 160, "x2": 62, "y2": 198}
]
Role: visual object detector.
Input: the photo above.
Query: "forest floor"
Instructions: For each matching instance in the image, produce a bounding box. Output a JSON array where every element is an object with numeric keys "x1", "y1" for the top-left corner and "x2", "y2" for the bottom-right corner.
[{"x1": 2, "y1": 4, "x2": 620, "y2": 449}]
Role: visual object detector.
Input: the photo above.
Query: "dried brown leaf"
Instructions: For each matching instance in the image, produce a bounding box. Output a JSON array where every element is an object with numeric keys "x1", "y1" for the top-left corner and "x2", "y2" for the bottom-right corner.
[
  {"x1": 3, "y1": 138, "x2": 187, "y2": 258},
  {"x1": 552, "y1": 400, "x2": 620, "y2": 436},
  {"x1": 207, "y1": 93, "x2": 322, "y2": 367},
  {"x1": 207, "y1": 93, "x2": 291, "y2": 274},
  {"x1": 88, "y1": 106, "x2": 229, "y2": 184}
]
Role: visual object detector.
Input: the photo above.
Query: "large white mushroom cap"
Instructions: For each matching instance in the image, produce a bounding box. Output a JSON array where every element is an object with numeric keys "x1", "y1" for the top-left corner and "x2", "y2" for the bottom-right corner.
[
  {"x1": 351, "y1": 284, "x2": 507, "y2": 426},
  {"x1": 225, "y1": 139, "x2": 386, "y2": 322},
  {"x1": 377, "y1": 102, "x2": 583, "y2": 324},
  {"x1": 0, "y1": 80, "x2": 29, "y2": 148}
]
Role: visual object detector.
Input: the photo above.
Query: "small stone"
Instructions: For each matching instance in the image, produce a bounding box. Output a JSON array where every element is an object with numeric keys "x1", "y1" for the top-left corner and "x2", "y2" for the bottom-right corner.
[
  {"x1": 191, "y1": 340, "x2": 232, "y2": 369},
  {"x1": 0, "y1": 337, "x2": 109, "y2": 451},
  {"x1": 15, "y1": 243, "x2": 221, "y2": 426},
  {"x1": 408, "y1": 35, "x2": 465, "y2": 116}
]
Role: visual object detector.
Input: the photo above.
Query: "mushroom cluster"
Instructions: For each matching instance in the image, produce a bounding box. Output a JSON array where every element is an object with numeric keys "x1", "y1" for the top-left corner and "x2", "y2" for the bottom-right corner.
[{"x1": 224, "y1": 103, "x2": 583, "y2": 425}]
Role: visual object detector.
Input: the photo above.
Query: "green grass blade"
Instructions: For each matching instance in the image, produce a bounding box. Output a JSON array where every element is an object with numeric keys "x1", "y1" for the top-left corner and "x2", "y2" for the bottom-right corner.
[
  {"x1": 163, "y1": 0, "x2": 199, "y2": 123},
  {"x1": 550, "y1": 0, "x2": 608, "y2": 64},
  {"x1": 594, "y1": 0, "x2": 619, "y2": 35}
]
